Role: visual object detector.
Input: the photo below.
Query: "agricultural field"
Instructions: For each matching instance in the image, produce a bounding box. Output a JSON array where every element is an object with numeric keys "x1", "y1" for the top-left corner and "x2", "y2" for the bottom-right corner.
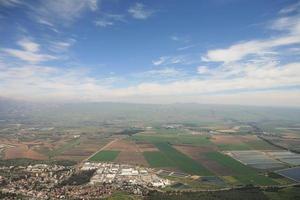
[
  {"x1": 211, "y1": 135, "x2": 279, "y2": 151},
  {"x1": 173, "y1": 145, "x2": 232, "y2": 176},
  {"x1": 205, "y1": 152, "x2": 277, "y2": 185},
  {"x1": 89, "y1": 150, "x2": 120, "y2": 162},
  {"x1": 132, "y1": 133, "x2": 212, "y2": 146},
  {"x1": 102, "y1": 139, "x2": 149, "y2": 166},
  {"x1": 146, "y1": 142, "x2": 212, "y2": 176},
  {"x1": 143, "y1": 151, "x2": 175, "y2": 168}
]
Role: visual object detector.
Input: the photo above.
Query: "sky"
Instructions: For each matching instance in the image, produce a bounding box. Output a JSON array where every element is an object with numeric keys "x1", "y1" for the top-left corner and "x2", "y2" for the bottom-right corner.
[{"x1": 0, "y1": 0, "x2": 300, "y2": 106}]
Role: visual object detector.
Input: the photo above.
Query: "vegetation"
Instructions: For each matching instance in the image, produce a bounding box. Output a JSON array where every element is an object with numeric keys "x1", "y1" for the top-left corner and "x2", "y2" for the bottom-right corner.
[
  {"x1": 216, "y1": 143, "x2": 251, "y2": 151},
  {"x1": 60, "y1": 170, "x2": 96, "y2": 186},
  {"x1": 118, "y1": 128, "x2": 145, "y2": 136},
  {"x1": 89, "y1": 150, "x2": 120, "y2": 162},
  {"x1": 132, "y1": 134, "x2": 212, "y2": 146},
  {"x1": 264, "y1": 186, "x2": 300, "y2": 200},
  {"x1": 105, "y1": 192, "x2": 141, "y2": 200},
  {"x1": 0, "y1": 158, "x2": 77, "y2": 167},
  {"x1": 146, "y1": 188, "x2": 268, "y2": 200},
  {"x1": 153, "y1": 142, "x2": 212, "y2": 176},
  {"x1": 205, "y1": 152, "x2": 276, "y2": 185},
  {"x1": 143, "y1": 151, "x2": 175, "y2": 167}
]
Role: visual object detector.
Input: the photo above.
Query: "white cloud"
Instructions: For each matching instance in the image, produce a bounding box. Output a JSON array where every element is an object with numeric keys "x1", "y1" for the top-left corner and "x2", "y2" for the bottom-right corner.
[
  {"x1": 203, "y1": 14, "x2": 300, "y2": 63},
  {"x1": 0, "y1": 58, "x2": 299, "y2": 106},
  {"x1": 197, "y1": 66, "x2": 210, "y2": 75},
  {"x1": 128, "y1": 3, "x2": 154, "y2": 19},
  {"x1": 170, "y1": 35, "x2": 190, "y2": 43},
  {"x1": 0, "y1": 0, "x2": 21, "y2": 7},
  {"x1": 279, "y1": 1, "x2": 300, "y2": 14},
  {"x1": 202, "y1": 36, "x2": 300, "y2": 63},
  {"x1": 177, "y1": 44, "x2": 196, "y2": 51},
  {"x1": 49, "y1": 39, "x2": 76, "y2": 53},
  {"x1": 31, "y1": 0, "x2": 100, "y2": 26},
  {"x1": 2, "y1": 49, "x2": 57, "y2": 63},
  {"x1": 134, "y1": 68, "x2": 182, "y2": 79},
  {"x1": 95, "y1": 19, "x2": 114, "y2": 27},
  {"x1": 2, "y1": 38, "x2": 57, "y2": 63},
  {"x1": 88, "y1": 0, "x2": 99, "y2": 11},
  {"x1": 271, "y1": 14, "x2": 300, "y2": 34},
  {"x1": 95, "y1": 14, "x2": 125, "y2": 27},
  {"x1": 152, "y1": 55, "x2": 193, "y2": 66},
  {"x1": 17, "y1": 38, "x2": 40, "y2": 52}
]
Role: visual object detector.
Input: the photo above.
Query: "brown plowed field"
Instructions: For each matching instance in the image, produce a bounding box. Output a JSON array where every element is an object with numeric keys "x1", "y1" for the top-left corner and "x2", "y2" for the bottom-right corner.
[
  {"x1": 211, "y1": 134, "x2": 257, "y2": 144},
  {"x1": 135, "y1": 141, "x2": 159, "y2": 152},
  {"x1": 5, "y1": 144, "x2": 47, "y2": 160},
  {"x1": 104, "y1": 139, "x2": 148, "y2": 166}
]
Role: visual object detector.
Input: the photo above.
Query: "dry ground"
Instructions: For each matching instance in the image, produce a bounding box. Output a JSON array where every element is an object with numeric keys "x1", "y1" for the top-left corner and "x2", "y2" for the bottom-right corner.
[
  {"x1": 103, "y1": 139, "x2": 149, "y2": 166},
  {"x1": 211, "y1": 134, "x2": 257, "y2": 145},
  {"x1": 135, "y1": 141, "x2": 159, "y2": 152},
  {"x1": 2, "y1": 139, "x2": 47, "y2": 160}
]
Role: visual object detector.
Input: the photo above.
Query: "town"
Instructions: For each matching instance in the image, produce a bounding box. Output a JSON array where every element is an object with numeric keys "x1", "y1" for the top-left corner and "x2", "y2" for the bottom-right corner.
[{"x1": 0, "y1": 161, "x2": 171, "y2": 199}]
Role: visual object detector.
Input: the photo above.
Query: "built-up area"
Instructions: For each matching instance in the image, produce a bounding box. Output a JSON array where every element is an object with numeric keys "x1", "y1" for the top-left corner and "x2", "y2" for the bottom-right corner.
[{"x1": 0, "y1": 162, "x2": 171, "y2": 199}]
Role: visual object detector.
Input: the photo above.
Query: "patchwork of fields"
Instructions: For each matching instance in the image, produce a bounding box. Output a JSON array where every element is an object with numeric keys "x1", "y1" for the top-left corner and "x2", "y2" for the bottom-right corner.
[
  {"x1": 2, "y1": 126, "x2": 299, "y2": 188},
  {"x1": 81, "y1": 130, "x2": 300, "y2": 187}
]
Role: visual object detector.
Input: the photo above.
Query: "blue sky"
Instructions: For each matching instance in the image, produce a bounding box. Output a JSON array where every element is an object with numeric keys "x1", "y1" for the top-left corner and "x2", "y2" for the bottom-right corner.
[{"x1": 0, "y1": 0, "x2": 300, "y2": 106}]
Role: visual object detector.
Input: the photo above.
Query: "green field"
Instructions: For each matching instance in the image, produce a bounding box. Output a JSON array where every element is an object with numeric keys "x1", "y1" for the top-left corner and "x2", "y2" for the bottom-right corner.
[
  {"x1": 216, "y1": 139, "x2": 279, "y2": 151},
  {"x1": 246, "y1": 140, "x2": 280, "y2": 150},
  {"x1": 216, "y1": 143, "x2": 252, "y2": 151},
  {"x1": 205, "y1": 152, "x2": 276, "y2": 185},
  {"x1": 143, "y1": 151, "x2": 175, "y2": 168},
  {"x1": 153, "y1": 142, "x2": 213, "y2": 176},
  {"x1": 89, "y1": 150, "x2": 120, "y2": 162}
]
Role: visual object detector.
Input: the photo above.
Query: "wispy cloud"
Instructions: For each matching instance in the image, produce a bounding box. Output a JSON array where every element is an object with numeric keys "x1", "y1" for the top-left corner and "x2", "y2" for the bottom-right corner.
[
  {"x1": 95, "y1": 14, "x2": 125, "y2": 27},
  {"x1": 17, "y1": 38, "x2": 40, "y2": 52},
  {"x1": 0, "y1": 0, "x2": 22, "y2": 7},
  {"x1": 2, "y1": 38, "x2": 57, "y2": 63},
  {"x1": 202, "y1": 13, "x2": 300, "y2": 63},
  {"x1": 133, "y1": 67, "x2": 183, "y2": 80},
  {"x1": 152, "y1": 55, "x2": 196, "y2": 66},
  {"x1": 29, "y1": 0, "x2": 100, "y2": 26},
  {"x1": 177, "y1": 44, "x2": 197, "y2": 51},
  {"x1": 170, "y1": 35, "x2": 190, "y2": 43},
  {"x1": 279, "y1": 1, "x2": 300, "y2": 14},
  {"x1": 49, "y1": 39, "x2": 76, "y2": 53},
  {"x1": 128, "y1": 3, "x2": 154, "y2": 19}
]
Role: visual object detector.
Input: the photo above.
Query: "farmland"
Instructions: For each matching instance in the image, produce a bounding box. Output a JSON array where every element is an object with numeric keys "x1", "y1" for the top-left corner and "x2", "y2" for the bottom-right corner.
[
  {"x1": 205, "y1": 152, "x2": 276, "y2": 185},
  {"x1": 154, "y1": 142, "x2": 212, "y2": 176},
  {"x1": 89, "y1": 150, "x2": 120, "y2": 162},
  {"x1": 0, "y1": 101, "x2": 300, "y2": 198},
  {"x1": 143, "y1": 151, "x2": 175, "y2": 168},
  {"x1": 132, "y1": 134, "x2": 212, "y2": 146}
]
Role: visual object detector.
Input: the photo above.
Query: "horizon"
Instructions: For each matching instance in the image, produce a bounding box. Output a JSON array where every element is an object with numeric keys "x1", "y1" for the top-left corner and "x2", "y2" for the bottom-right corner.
[{"x1": 1, "y1": 0, "x2": 300, "y2": 106}]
